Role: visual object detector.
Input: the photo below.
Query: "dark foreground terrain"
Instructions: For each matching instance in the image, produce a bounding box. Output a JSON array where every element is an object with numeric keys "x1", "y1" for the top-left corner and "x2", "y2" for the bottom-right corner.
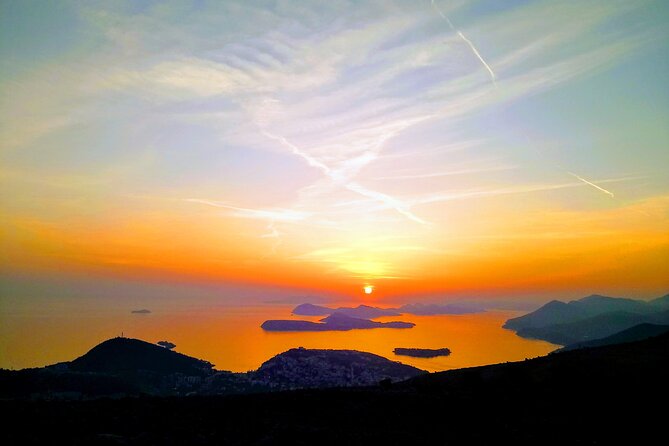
[{"x1": 2, "y1": 333, "x2": 667, "y2": 445}]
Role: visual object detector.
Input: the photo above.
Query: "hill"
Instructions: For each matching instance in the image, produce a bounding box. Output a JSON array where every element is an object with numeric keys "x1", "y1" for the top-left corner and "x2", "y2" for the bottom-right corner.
[
  {"x1": 251, "y1": 348, "x2": 424, "y2": 389},
  {"x1": 68, "y1": 337, "x2": 214, "y2": 376},
  {"x1": 557, "y1": 323, "x2": 669, "y2": 352},
  {"x1": 3, "y1": 333, "x2": 666, "y2": 444}
]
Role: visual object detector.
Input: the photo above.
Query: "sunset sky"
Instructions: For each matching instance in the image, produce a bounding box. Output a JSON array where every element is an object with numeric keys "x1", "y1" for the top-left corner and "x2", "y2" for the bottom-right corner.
[{"x1": 1, "y1": 0, "x2": 668, "y2": 303}]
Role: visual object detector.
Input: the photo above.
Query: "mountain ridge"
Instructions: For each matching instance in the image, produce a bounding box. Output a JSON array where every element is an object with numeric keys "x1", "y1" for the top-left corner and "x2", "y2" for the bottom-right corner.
[{"x1": 505, "y1": 293, "x2": 669, "y2": 344}]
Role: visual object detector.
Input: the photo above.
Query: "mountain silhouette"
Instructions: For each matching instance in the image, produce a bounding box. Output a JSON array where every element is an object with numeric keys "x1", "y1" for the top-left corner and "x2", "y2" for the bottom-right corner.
[
  {"x1": 504, "y1": 294, "x2": 654, "y2": 331},
  {"x1": 505, "y1": 293, "x2": 669, "y2": 344}
]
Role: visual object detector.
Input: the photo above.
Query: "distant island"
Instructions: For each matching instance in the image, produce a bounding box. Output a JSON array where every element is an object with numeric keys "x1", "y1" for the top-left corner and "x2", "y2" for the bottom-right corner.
[
  {"x1": 131, "y1": 309, "x2": 151, "y2": 314},
  {"x1": 393, "y1": 348, "x2": 451, "y2": 358},
  {"x1": 292, "y1": 302, "x2": 484, "y2": 318},
  {"x1": 292, "y1": 303, "x2": 401, "y2": 318},
  {"x1": 262, "y1": 312, "x2": 415, "y2": 332},
  {"x1": 268, "y1": 301, "x2": 488, "y2": 332}
]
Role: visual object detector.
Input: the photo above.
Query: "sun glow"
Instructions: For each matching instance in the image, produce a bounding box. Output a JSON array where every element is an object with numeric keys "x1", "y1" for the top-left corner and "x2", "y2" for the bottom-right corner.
[{"x1": 364, "y1": 285, "x2": 374, "y2": 295}]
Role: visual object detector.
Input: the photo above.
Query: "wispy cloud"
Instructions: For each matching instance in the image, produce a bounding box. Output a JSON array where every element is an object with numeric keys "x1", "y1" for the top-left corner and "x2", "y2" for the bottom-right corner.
[
  {"x1": 184, "y1": 199, "x2": 311, "y2": 222},
  {"x1": 373, "y1": 165, "x2": 515, "y2": 180}
]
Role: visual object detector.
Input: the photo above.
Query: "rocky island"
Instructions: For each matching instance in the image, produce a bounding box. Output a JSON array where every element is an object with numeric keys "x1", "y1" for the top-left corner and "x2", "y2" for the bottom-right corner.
[
  {"x1": 393, "y1": 347, "x2": 451, "y2": 358},
  {"x1": 262, "y1": 312, "x2": 415, "y2": 332}
]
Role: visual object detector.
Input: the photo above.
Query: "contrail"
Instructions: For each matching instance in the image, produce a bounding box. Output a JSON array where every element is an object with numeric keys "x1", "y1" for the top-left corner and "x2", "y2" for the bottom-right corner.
[
  {"x1": 260, "y1": 130, "x2": 330, "y2": 174},
  {"x1": 567, "y1": 172, "x2": 615, "y2": 198},
  {"x1": 431, "y1": 0, "x2": 497, "y2": 86},
  {"x1": 455, "y1": 31, "x2": 497, "y2": 85}
]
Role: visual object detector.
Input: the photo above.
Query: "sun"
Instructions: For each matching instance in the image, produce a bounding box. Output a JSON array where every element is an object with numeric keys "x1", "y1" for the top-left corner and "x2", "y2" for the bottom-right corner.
[{"x1": 363, "y1": 285, "x2": 374, "y2": 295}]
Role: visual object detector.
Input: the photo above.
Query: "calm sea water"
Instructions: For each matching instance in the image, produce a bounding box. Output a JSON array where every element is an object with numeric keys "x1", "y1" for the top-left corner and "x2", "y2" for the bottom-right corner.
[{"x1": 0, "y1": 302, "x2": 557, "y2": 372}]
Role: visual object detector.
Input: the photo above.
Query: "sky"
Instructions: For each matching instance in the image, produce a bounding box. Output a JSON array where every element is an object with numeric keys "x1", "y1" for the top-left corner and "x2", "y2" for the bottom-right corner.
[{"x1": 1, "y1": 0, "x2": 668, "y2": 304}]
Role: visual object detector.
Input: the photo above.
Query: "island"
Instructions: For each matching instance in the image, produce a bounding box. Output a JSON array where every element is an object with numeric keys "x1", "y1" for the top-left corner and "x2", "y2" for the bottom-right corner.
[
  {"x1": 291, "y1": 302, "x2": 485, "y2": 318},
  {"x1": 393, "y1": 347, "x2": 451, "y2": 358},
  {"x1": 131, "y1": 309, "x2": 151, "y2": 314},
  {"x1": 261, "y1": 312, "x2": 415, "y2": 332}
]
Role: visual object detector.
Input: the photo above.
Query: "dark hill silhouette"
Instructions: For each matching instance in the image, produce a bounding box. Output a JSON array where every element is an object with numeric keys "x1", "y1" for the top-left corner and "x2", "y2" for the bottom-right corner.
[
  {"x1": 251, "y1": 348, "x2": 424, "y2": 388},
  {"x1": 0, "y1": 368, "x2": 139, "y2": 399},
  {"x1": 3, "y1": 333, "x2": 666, "y2": 444},
  {"x1": 557, "y1": 323, "x2": 669, "y2": 351},
  {"x1": 69, "y1": 337, "x2": 213, "y2": 376}
]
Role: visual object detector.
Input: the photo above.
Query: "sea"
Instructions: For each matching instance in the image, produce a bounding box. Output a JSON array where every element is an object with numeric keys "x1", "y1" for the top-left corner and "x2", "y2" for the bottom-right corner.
[{"x1": 0, "y1": 300, "x2": 557, "y2": 372}]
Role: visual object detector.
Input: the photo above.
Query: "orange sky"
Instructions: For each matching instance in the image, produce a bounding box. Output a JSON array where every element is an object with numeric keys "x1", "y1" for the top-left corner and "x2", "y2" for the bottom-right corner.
[{"x1": 1, "y1": 0, "x2": 668, "y2": 303}]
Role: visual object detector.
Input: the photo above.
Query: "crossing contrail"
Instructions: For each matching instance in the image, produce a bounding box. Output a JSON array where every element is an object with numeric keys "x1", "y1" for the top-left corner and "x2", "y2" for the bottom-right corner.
[
  {"x1": 431, "y1": 0, "x2": 497, "y2": 86},
  {"x1": 259, "y1": 129, "x2": 428, "y2": 225}
]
